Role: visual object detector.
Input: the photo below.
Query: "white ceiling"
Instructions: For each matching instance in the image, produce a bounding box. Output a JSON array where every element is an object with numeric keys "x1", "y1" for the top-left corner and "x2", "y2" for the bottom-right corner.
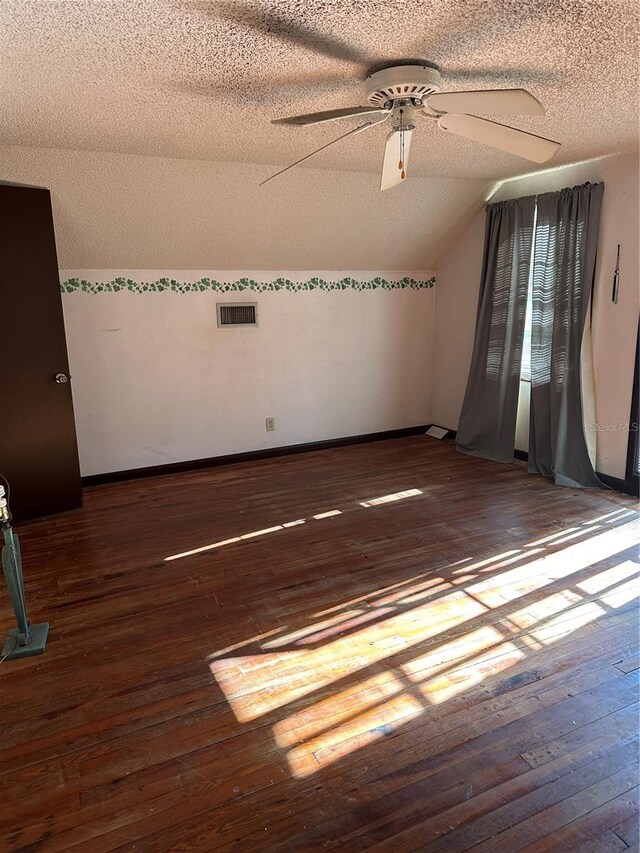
[{"x1": 1, "y1": 0, "x2": 638, "y2": 181}]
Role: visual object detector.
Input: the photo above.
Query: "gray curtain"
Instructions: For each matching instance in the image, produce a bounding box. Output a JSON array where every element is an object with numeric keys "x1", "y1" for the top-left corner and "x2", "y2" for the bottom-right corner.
[
  {"x1": 528, "y1": 182, "x2": 604, "y2": 488},
  {"x1": 456, "y1": 196, "x2": 536, "y2": 461}
]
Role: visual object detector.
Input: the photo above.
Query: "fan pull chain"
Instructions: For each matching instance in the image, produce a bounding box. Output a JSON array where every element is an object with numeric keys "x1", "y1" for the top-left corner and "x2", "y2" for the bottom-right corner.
[{"x1": 400, "y1": 129, "x2": 406, "y2": 179}]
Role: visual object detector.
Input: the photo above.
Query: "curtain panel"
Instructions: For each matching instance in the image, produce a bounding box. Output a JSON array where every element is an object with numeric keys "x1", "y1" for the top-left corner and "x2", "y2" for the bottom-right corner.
[
  {"x1": 456, "y1": 196, "x2": 536, "y2": 462},
  {"x1": 528, "y1": 182, "x2": 604, "y2": 488}
]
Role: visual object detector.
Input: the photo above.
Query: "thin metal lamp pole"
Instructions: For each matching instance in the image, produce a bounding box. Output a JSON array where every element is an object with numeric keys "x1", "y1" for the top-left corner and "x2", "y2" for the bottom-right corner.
[{"x1": 0, "y1": 483, "x2": 49, "y2": 660}]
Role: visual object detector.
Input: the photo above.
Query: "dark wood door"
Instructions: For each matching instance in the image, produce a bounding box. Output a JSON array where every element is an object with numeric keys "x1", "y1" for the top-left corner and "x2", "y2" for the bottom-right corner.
[{"x1": 0, "y1": 185, "x2": 82, "y2": 522}]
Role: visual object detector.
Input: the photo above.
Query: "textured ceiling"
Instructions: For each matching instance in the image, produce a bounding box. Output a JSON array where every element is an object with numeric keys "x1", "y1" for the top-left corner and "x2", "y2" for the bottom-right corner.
[{"x1": 1, "y1": 0, "x2": 638, "y2": 180}]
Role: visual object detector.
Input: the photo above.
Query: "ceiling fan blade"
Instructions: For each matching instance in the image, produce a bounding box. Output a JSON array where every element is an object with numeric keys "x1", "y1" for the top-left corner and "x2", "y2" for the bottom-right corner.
[
  {"x1": 261, "y1": 120, "x2": 381, "y2": 187},
  {"x1": 427, "y1": 88, "x2": 545, "y2": 115},
  {"x1": 438, "y1": 114, "x2": 560, "y2": 163},
  {"x1": 212, "y1": 2, "x2": 371, "y2": 65},
  {"x1": 273, "y1": 106, "x2": 388, "y2": 127},
  {"x1": 381, "y1": 128, "x2": 413, "y2": 191}
]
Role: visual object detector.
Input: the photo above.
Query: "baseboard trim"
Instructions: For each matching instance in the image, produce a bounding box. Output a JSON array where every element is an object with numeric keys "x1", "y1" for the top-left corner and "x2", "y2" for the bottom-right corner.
[
  {"x1": 81, "y1": 425, "x2": 431, "y2": 487},
  {"x1": 512, "y1": 450, "x2": 638, "y2": 496},
  {"x1": 597, "y1": 472, "x2": 640, "y2": 497},
  {"x1": 452, "y1": 443, "x2": 637, "y2": 496}
]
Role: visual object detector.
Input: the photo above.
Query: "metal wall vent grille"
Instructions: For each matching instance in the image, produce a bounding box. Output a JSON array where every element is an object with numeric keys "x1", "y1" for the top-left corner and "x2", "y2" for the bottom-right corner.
[{"x1": 217, "y1": 302, "x2": 258, "y2": 327}]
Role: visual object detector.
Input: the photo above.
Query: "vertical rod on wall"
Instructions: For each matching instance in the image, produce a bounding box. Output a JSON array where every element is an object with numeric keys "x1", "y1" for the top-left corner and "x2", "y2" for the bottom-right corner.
[{"x1": 612, "y1": 244, "x2": 620, "y2": 303}]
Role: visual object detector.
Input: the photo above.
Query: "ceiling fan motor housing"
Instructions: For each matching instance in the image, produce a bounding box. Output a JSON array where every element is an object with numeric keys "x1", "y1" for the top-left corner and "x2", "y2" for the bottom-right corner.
[{"x1": 366, "y1": 64, "x2": 442, "y2": 108}]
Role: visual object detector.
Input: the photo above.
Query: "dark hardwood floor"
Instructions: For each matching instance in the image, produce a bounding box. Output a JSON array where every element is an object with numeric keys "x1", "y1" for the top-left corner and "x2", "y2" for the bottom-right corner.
[{"x1": 0, "y1": 437, "x2": 638, "y2": 852}]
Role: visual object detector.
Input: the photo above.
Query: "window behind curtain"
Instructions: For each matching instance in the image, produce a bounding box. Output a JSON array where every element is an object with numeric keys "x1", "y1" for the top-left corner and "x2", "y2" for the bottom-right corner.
[{"x1": 520, "y1": 203, "x2": 538, "y2": 383}]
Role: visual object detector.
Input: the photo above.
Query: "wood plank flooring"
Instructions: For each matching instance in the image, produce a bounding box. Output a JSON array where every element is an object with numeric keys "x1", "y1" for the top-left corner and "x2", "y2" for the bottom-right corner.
[{"x1": 0, "y1": 437, "x2": 638, "y2": 851}]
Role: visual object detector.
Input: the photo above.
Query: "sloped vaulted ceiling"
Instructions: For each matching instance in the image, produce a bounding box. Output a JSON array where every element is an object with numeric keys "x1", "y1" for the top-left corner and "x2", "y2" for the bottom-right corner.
[{"x1": 0, "y1": 1, "x2": 638, "y2": 268}]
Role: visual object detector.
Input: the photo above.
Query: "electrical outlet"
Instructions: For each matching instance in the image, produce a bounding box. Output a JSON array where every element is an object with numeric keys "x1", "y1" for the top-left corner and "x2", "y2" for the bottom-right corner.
[{"x1": 265, "y1": 417, "x2": 275, "y2": 432}]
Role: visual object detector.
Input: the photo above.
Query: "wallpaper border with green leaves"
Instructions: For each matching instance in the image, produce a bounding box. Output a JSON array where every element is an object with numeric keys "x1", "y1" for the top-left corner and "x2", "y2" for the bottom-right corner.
[{"x1": 61, "y1": 276, "x2": 436, "y2": 294}]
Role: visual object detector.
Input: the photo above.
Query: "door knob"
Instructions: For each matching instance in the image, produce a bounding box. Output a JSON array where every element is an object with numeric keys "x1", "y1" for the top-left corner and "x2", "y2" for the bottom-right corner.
[{"x1": 54, "y1": 373, "x2": 69, "y2": 384}]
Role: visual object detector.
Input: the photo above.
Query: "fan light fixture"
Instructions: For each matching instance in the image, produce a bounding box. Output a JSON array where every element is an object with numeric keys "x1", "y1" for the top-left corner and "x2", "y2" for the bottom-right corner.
[{"x1": 265, "y1": 63, "x2": 560, "y2": 190}]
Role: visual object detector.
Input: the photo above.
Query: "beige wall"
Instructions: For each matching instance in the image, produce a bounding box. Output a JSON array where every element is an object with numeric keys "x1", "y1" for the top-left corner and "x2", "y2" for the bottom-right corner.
[
  {"x1": 431, "y1": 212, "x2": 485, "y2": 429},
  {"x1": 433, "y1": 151, "x2": 640, "y2": 480},
  {"x1": 0, "y1": 145, "x2": 489, "y2": 270},
  {"x1": 59, "y1": 272, "x2": 435, "y2": 476}
]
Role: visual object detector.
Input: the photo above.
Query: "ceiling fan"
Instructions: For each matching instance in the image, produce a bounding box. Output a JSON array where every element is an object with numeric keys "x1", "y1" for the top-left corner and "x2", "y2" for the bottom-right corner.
[{"x1": 264, "y1": 63, "x2": 560, "y2": 189}]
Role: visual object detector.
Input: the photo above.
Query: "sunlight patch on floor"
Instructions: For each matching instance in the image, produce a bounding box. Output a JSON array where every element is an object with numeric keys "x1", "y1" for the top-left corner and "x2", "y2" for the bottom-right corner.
[
  {"x1": 207, "y1": 515, "x2": 639, "y2": 777},
  {"x1": 210, "y1": 589, "x2": 487, "y2": 721},
  {"x1": 508, "y1": 591, "x2": 605, "y2": 643},
  {"x1": 582, "y1": 508, "x2": 631, "y2": 525},
  {"x1": 286, "y1": 693, "x2": 424, "y2": 777},
  {"x1": 400, "y1": 625, "x2": 509, "y2": 682},
  {"x1": 577, "y1": 560, "x2": 639, "y2": 595},
  {"x1": 600, "y1": 576, "x2": 640, "y2": 608},
  {"x1": 525, "y1": 528, "x2": 580, "y2": 547},
  {"x1": 376, "y1": 576, "x2": 451, "y2": 606},
  {"x1": 165, "y1": 527, "x2": 283, "y2": 561},
  {"x1": 549, "y1": 525, "x2": 602, "y2": 546},
  {"x1": 451, "y1": 550, "x2": 521, "y2": 573},
  {"x1": 312, "y1": 572, "x2": 434, "y2": 618},
  {"x1": 207, "y1": 627, "x2": 288, "y2": 660},
  {"x1": 273, "y1": 670, "x2": 407, "y2": 749},
  {"x1": 359, "y1": 488, "x2": 423, "y2": 507},
  {"x1": 262, "y1": 607, "x2": 394, "y2": 649},
  {"x1": 165, "y1": 486, "x2": 424, "y2": 561},
  {"x1": 416, "y1": 641, "x2": 525, "y2": 705}
]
